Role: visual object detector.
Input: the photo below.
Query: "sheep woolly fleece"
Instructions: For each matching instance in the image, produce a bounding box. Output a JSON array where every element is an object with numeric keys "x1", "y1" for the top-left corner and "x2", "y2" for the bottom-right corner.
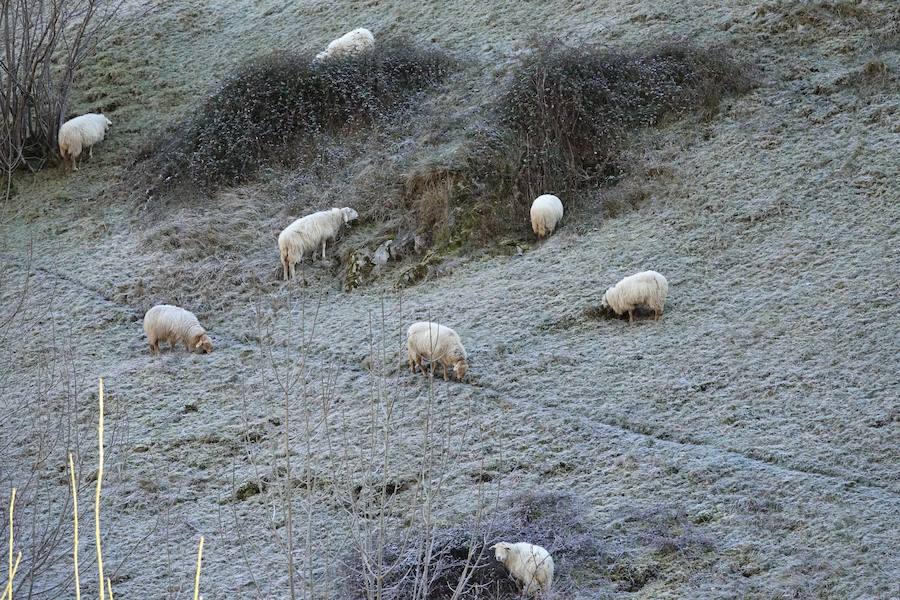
[
  {"x1": 406, "y1": 321, "x2": 468, "y2": 381},
  {"x1": 530, "y1": 194, "x2": 564, "y2": 238},
  {"x1": 314, "y1": 28, "x2": 375, "y2": 61},
  {"x1": 491, "y1": 542, "x2": 554, "y2": 596},
  {"x1": 278, "y1": 207, "x2": 358, "y2": 280},
  {"x1": 601, "y1": 270, "x2": 669, "y2": 320},
  {"x1": 57, "y1": 113, "x2": 112, "y2": 168},
  {"x1": 143, "y1": 305, "x2": 213, "y2": 354}
]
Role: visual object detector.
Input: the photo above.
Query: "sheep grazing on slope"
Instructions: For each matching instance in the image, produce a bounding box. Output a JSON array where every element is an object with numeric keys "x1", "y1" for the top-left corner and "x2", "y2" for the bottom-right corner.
[
  {"x1": 58, "y1": 113, "x2": 112, "y2": 171},
  {"x1": 314, "y1": 28, "x2": 375, "y2": 62},
  {"x1": 143, "y1": 305, "x2": 214, "y2": 355},
  {"x1": 600, "y1": 270, "x2": 669, "y2": 324},
  {"x1": 491, "y1": 542, "x2": 554, "y2": 597},
  {"x1": 278, "y1": 207, "x2": 359, "y2": 280},
  {"x1": 406, "y1": 321, "x2": 468, "y2": 381},
  {"x1": 530, "y1": 194, "x2": 564, "y2": 239}
]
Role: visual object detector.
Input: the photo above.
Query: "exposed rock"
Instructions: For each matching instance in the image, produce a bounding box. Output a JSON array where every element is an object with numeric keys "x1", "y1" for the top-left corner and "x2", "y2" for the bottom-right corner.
[{"x1": 373, "y1": 239, "x2": 393, "y2": 265}]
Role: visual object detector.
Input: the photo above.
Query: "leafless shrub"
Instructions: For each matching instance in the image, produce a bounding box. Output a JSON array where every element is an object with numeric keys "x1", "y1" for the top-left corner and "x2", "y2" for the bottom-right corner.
[
  {"x1": 135, "y1": 41, "x2": 452, "y2": 198},
  {"x1": 0, "y1": 0, "x2": 124, "y2": 176},
  {"x1": 402, "y1": 41, "x2": 752, "y2": 248},
  {"x1": 342, "y1": 491, "x2": 609, "y2": 599}
]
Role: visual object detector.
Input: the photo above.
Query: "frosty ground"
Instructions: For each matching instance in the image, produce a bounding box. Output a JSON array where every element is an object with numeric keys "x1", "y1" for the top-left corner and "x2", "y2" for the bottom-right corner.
[{"x1": 0, "y1": 0, "x2": 898, "y2": 598}]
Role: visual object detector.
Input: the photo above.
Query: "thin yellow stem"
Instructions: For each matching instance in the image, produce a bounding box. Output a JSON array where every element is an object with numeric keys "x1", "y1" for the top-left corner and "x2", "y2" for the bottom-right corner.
[
  {"x1": 193, "y1": 536, "x2": 204, "y2": 600},
  {"x1": 106, "y1": 578, "x2": 113, "y2": 600},
  {"x1": 69, "y1": 453, "x2": 81, "y2": 600},
  {"x1": 5, "y1": 488, "x2": 14, "y2": 600},
  {"x1": 95, "y1": 379, "x2": 105, "y2": 600},
  {"x1": 1, "y1": 551, "x2": 21, "y2": 600}
]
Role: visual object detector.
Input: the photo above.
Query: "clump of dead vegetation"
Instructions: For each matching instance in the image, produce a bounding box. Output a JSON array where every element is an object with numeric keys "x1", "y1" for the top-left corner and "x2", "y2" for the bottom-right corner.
[
  {"x1": 340, "y1": 491, "x2": 608, "y2": 599},
  {"x1": 401, "y1": 41, "x2": 753, "y2": 246},
  {"x1": 136, "y1": 41, "x2": 451, "y2": 195}
]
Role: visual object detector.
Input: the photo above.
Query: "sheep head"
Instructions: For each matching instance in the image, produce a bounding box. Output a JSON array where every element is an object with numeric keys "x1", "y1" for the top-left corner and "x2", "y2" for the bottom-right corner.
[
  {"x1": 341, "y1": 207, "x2": 359, "y2": 223},
  {"x1": 599, "y1": 289, "x2": 612, "y2": 309},
  {"x1": 490, "y1": 542, "x2": 512, "y2": 564},
  {"x1": 453, "y1": 358, "x2": 468, "y2": 381},
  {"x1": 192, "y1": 332, "x2": 214, "y2": 354}
]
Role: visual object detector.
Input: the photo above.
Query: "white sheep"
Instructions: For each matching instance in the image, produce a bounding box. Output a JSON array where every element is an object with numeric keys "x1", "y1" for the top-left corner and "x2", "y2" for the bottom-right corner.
[
  {"x1": 491, "y1": 542, "x2": 554, "y2": 597},
  {"x1": 143, "y1": 304, "x2": 214, "y2": 355},
  {"x1": 530, "y1": 194, "x2": 564, "y2": 239},
  {"x1": 406, "y1": 321, "x2": 468, "y2": 381},
  {"x1": 58, "y1": 113, "x2": 112, "y2": 171},
  {"x1": 278, "y1": 207, "x2": 359, "y2": 280},
  {"x1": 314, "y1": 28, "x2": 375, "y2": 62},
  {"x1": 600, "y1": 270, "x2": 669, "y2": 324}
]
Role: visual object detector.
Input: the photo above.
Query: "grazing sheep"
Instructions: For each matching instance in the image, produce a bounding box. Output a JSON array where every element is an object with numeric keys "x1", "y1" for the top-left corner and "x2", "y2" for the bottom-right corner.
[
  {"x1": 530, "y1": 194, "x2": 564, "y2": 239},
  {"x1": 314, "y1": 28, "x2": 375, "y2": 62},
  {"x1": 491, "y1": 542, "x2": 554, "y2": 596},
  {"x1": 58, "y1": 113, "x2": 112, "y2": 171},
  {"x1": 406, "y1": 321, "x2": 468, "y2": 381},
  {"x1": 278, "y1": 207, "x2": 359, "y2": 280},
  {"x1": 600, "y1": 270, "x2": 669, "y2": 324},
  {"x1": 143, "y1": 304, "x2": 213, "y2": 355}
]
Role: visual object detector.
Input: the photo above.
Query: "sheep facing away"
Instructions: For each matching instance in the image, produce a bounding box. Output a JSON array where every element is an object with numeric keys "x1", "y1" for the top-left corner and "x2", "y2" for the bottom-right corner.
[
  {"x1": 314, "y1": 27, "x2": 375, "y2": 62},
  {"x1": 143, "y1": 304, "x2": 214, "y2": 354},
  {"x1": 530, "y1": 194, "x2": 564, "y2": 239},
  {"x1": 278, "y1": 207, "x2": 359, "y2": 280},
  {"x1": 58, "y1": 113, "x2": 112, "y2": 171},
  {"x1": 599, "y1": 270, "x2": 669, "y2": 324},
  {"x1": 406, "y1": 321, "x2": 468, "y2": 381},
  {"x1": 491, "y1": 542, "x2": 554, "y2": 597}
]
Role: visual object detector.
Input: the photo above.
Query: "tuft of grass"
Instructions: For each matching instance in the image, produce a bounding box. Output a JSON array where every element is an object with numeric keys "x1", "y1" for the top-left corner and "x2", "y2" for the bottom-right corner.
[{"x1": 137, "y1": 41, "x2": 451, "y2": 195}]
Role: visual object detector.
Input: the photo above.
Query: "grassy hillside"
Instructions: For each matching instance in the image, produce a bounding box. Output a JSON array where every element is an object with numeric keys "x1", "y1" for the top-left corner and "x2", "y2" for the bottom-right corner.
[{"x1": 1, "y1": 0, "x2": 898, "y2": 598}]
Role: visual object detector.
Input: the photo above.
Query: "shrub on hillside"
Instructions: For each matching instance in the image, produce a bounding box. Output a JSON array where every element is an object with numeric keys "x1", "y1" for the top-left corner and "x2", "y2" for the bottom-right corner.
[
  {"x1": 341, "y1": 491, "x2": 608, "y2": 599},
  {"x1": 140, "y1": 41, "x2": 451, "y2": 193},
  {"x1": 405, "y1": 42, "x2": 753, "y2": 245}
]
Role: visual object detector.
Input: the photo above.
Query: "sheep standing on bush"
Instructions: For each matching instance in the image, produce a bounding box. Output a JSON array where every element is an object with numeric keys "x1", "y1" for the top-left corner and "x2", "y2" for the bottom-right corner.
[
  {"x1": 406, "y1": 321, "x2": 468, "y2": 381},
  {"x1": 600, "y1": 270, "x2": 669, "y2": 324},
  {"x1": 143, "y1": 305, "x2": 213, "y2": 355},
  {"x1": 530, "y1": 194, "x2": 564, "y2": 239},
  {"x1": 314, "y1": 28, "x2": 375, "y2": 62},
  {"x1": 491, "y1": 542, "x2": 554, "y2": 597},
  {"x1": 278, "y1": 207, "x2": 359, "y2": 280},
  {"x1": 58, "y1": 113, "x2": 112, "y2": 171}
]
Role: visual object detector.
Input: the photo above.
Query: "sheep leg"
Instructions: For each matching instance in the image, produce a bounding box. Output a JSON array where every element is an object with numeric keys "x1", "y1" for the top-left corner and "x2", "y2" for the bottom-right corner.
[
  {"x1": 628, "y1": 309, "x2": 634, "y2": 325},
  {"x1": 442, "y1": 363, "x2": 449, "y2": 381},
  {"x1": 88, "y1": 146, "x2": 93, "y2": 159},
  {"x1": 149, "y1": 338, "x2": 159, "y2": 355},
  {"x1": 408, "y1": 351, "x2": 417, "y2": 374},
  {"x1": 321, "y1": 239, "x2": 327, "y2": 261}
]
